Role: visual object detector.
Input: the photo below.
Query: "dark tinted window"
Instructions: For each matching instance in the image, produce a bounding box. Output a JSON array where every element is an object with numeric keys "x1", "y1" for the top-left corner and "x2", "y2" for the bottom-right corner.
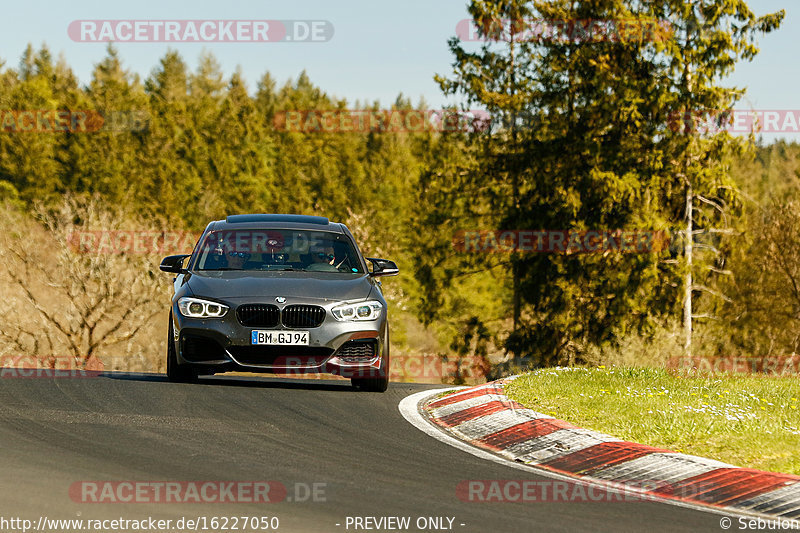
[{"x1": 193, "y1": 229, "x2": 364, "y2": 273}]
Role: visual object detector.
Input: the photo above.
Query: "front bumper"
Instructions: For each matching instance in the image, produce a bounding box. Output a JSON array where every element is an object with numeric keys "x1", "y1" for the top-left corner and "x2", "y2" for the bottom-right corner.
[{"x1": 172, "y1": 299, "x2": 387, "y2": 378}]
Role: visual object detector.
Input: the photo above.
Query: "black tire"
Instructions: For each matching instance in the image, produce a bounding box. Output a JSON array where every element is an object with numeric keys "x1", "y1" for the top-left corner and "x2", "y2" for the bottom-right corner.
[
  {"x1": 352, "y1": 334, "x2": 389, "y2": 392},
  {"x1": 166, "y1": 315, "x2": 196, "y2": 383},
  {"x1": 352, "y1": 375, "x2": 389, "y2": 392}
]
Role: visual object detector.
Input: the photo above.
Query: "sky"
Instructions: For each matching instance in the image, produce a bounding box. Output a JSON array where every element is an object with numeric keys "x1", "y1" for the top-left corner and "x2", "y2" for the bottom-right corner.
[{"x1": 1, "y1": 0, "x2": 797, "y2": 141}]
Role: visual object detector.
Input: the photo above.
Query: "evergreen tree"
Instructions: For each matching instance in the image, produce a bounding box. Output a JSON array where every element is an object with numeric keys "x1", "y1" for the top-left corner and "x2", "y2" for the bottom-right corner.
[{"x1": 430, "y1": 0, "x2": 783, "y2": 366}]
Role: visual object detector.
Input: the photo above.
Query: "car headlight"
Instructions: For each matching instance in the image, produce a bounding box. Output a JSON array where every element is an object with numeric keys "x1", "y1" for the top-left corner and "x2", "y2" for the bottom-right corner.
[
  {"x1": 177, "y1": 297, "x2": 229, "y2": 318},
  {"x1": 332, "y1": 300, "x2": 383, "y2": 321}
]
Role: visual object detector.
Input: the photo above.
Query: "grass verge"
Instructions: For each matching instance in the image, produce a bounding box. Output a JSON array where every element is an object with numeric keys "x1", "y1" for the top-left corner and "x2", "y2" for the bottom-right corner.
[{"x1": 505, "y1": 367, "x2": 800, "y2": 475}]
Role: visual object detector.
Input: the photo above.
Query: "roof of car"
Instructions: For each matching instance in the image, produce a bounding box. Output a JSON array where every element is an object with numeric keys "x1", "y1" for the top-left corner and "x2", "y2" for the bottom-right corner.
[{"x1": 209, "y1": 214, "x2": 345, "y2": 232}]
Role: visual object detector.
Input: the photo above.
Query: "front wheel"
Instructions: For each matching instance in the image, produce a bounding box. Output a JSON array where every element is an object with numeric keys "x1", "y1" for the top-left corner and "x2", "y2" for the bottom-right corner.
[
  {"x1": 352, "y1": 338, "x2": 389, "y2": 392},
  {"x1": 167, "y1": 315, "x2": 196, "y2": 383},
  {"x1": 352, "y1": 374, "x2": 389, "y2": 392}
]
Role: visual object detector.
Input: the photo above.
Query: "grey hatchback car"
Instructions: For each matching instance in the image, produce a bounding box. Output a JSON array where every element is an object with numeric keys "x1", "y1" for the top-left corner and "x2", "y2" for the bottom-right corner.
[{"x1": 159, "y1": 214, "x2": 398, "y2": 392}]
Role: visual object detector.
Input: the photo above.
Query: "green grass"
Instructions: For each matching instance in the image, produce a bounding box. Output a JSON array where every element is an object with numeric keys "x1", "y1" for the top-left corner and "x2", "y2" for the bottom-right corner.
[{"x1": 505, "y1": 367, "x2": 800, "y2": 475}]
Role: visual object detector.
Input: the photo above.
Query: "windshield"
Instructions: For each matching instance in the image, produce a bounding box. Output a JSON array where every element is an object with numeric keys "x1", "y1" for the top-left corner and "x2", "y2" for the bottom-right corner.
[{"x1": 192, "y1": 229, "x2": 364, "y2": 273}]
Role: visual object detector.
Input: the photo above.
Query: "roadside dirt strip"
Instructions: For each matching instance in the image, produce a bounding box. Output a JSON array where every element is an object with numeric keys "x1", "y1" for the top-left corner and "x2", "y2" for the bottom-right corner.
[{"x1": 422, "y1": 379, "x2": 800, "y2": 518}]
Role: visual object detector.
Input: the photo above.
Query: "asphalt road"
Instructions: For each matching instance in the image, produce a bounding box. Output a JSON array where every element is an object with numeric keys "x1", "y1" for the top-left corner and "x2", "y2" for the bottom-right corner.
[{"x1": 0, "y1": 373, "x2": 727, "y2": 532}]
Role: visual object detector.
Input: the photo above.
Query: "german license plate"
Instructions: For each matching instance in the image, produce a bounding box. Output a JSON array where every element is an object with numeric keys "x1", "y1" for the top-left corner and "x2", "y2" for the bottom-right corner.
[{"x1": 251, "y1": 330, "x2": 309, "y2": 345}]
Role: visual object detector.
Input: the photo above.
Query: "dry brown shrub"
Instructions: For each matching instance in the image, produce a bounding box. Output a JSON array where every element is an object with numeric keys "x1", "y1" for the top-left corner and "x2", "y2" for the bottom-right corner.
[{"x1": 0, "y1": 198, "x2": 176, "y2": 372}]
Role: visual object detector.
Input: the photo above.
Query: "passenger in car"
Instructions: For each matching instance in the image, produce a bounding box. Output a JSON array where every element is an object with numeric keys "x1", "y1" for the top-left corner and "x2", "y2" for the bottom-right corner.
[{"x1": 226, "y1": 250, "x2": 250, "y2": 269}]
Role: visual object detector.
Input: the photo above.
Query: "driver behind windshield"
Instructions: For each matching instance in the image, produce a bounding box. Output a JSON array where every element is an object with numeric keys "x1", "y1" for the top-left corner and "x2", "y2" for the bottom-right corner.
[
  {"x1": 225, "y1": 250, "x2": 250, "y2": 269},
  {"x1": 304, "y1": 243, "x2": 339, "y2": 271},
  {"x1": 311, "y1": 245, "x2": 336, "y2": 266}
]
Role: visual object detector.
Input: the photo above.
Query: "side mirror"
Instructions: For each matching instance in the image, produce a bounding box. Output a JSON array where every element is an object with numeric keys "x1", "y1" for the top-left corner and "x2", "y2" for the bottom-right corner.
[
  {"x1": 160, "y1": 254, "x2": 190, "y2": 274},
  {"x1": 366, "y1": 257, "x2": 399, "y2": 277}
]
